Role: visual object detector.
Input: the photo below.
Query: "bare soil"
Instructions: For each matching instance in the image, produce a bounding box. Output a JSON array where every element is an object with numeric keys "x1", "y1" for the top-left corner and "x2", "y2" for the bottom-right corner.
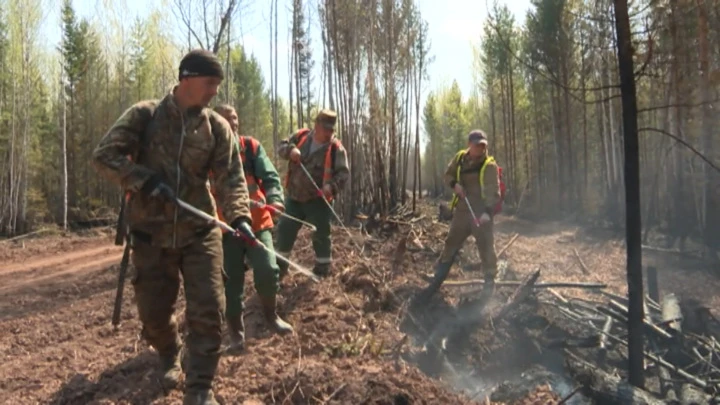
[{"x1": 2, "y1": 203, "x2": 718, "y2": 405}]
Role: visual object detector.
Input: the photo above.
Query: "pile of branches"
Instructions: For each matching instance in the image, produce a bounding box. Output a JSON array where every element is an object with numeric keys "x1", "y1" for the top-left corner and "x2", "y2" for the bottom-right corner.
[{"x1": 547, "y1": 285, "x2": 720, "y2": 404}]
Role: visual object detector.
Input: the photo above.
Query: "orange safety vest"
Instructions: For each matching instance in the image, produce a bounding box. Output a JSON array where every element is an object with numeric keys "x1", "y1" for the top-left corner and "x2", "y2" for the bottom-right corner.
[
  {"x1": 284, "y1": 128, "x2": 340, "y2": 201},
  {"x1": 214, "y1": 136, "x2": 275, "y2": 232}
]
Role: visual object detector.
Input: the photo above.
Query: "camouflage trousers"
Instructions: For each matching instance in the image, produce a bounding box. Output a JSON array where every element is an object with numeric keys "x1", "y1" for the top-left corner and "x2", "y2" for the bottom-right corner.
[
  {"x1": 275, "y1": 197, "x2": 332, "y2": 269},
  {"x1": 439, "y1": 208, "x2": 498, "y2": 278},
  {"x1": 130, "y1": 227, "x2": 225, "y2": 392},
  {"x1": 223, "y1": 229, "x2": 280, "y2": 317}
]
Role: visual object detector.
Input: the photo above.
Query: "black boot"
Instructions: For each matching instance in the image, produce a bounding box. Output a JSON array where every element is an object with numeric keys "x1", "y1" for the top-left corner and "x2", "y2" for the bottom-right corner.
[
  {"x1": 413, "y1": 261, "x2": 453, "y2": 306},
  {"x1": 259, "y1": 295, "x2": 293, "y2": 335},
  {"x1": 482, "y1": 275, "x2": 496, "y2": 298},
  {"x1": 183, "y1": 389, "x2": 219, "y2": 405},
  {"x1": 159, "y1": 348, "x2": 182, "y2": 390},
  {"x1": 312, "y1": 262, "x2": 330, "y2": 278},
  {"x1": 155, "y1": 332, "x2": 183, "y2": 390},
  {"x1": 226, "y1": 313, "x2": 245, "y2": 354}
]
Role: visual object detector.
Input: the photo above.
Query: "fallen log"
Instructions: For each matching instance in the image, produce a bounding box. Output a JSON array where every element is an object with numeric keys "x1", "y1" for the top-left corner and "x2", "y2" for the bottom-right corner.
[
  {"x1": 592, "y1": 323, "x2": 709, "y2": 389},
  {"x1": 598, "y1": 316, "x2": 613, "y2": 351},
  {"x1": 642, "y1": 244, "x2": 701, "y2": 257},
  {"x1": 482, "y1": 270, "x2": 541, "y2": 326},
  {"x1": 434, "y1": 277, "x2": 606, "y2": 289},
  {"x1": 659, "y1": 359, "x2": 679, "y2": 402},
  {"x1": 679, "y1": 383, "x2": 712, "y2": 405},
  {"x1": 662, "y1": 293, "x2": 683, "y2": 334},
  {"x1": 607, "y1": 300, "x2": 675, "y2": 340},
  {"x1": 437, "y1": 270, "x2": 541, "y2": 348},
  {"x1": 650, "y1": 339, "x2": 679, "y2": 402},
  {"x1": 565, "y1": 350, "x2": 665, "y2": 405}
]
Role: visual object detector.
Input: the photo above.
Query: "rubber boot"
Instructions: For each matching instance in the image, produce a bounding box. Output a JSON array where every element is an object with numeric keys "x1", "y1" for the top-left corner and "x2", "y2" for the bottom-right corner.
[
  {"x1": 183, "y1": 389, "x2": 219, "y2": 405},
  {"x1": 159, "y1": 345, "x2": 182, "y2": 390},
  {"x1": 260, "y1": 295, "x2": 293, "y2": 335},
  {"x1": 312, "y1": 263, "x2": 330, "y2": 278},
  {"x1": 226, "y1": 313, "x2": 245, "y2": 354},
  {"x1": 413, "y1": 260, "x2": 453, "y2": 306}
]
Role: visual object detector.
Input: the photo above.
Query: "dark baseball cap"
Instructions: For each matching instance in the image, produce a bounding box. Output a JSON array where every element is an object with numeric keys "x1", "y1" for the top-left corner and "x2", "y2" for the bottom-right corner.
[{"x1": 468, "y1": 130, "x2": 488, "y2": 145}]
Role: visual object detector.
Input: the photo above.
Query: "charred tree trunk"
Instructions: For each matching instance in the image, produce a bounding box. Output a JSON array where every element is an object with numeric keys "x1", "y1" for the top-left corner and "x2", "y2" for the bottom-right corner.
[{"x1": 613, "y1": 0, "x2": 645, "y2": 388}]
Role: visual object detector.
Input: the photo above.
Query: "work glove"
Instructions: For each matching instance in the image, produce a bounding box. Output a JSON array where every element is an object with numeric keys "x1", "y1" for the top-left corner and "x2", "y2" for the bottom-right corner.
[
  {"x1": 230, "y1": 217, "x2": 257, "y2": 247},
  {"x1": 140, "y1": 174, "x2": 175, "y2": 201},
  {"x1": 289, "y1": 147, "x2": 301, "y2": 163},
  {"x1": 453, "y1": 183, "x2": 465, "y2": 198},
  {"x1": 268, "y1": 202, "x2": 285, "y2": 219},
  {"x1": 479, "y1": 212, "x2": 491, "y2": 225},
  {"x1": 269, "y1": 202, "x2": 285, "y2": 213},
  {"x1": 322, "y1": 184, "x2": 334, "y2": 199}
]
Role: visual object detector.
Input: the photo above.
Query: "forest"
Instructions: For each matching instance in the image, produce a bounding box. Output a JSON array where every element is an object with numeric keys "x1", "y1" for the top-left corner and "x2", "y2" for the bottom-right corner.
[{"x1": 0, "y1": 0, "x2": 718, "y2": 256}]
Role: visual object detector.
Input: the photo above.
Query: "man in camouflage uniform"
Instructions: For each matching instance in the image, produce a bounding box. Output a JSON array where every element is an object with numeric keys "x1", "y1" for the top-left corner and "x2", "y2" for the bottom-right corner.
[
  {"x1": 213, "y1": 104, "x2": 293, "y2": 354},
  {"x1": 416, "y1": 130, "x2": 500, "y2": 304},
  {"x1": 275, "y1": 109, "x2": 350, "y2": 278},
  {"x1": 92, "y1": 50, "x2": 255, "y2": 405}
]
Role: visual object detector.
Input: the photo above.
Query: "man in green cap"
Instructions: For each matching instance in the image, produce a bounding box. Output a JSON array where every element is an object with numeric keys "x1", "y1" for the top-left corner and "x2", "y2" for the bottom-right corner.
[
  {"x1": 275, "y1": 109, "x2": 350, "y2": 278},
  {"x1": 415, "y1": 129, "x2": 501, "y2": 305},
  {"x1": 92, "y1": 49, "x2": 254, "y2": 405}
]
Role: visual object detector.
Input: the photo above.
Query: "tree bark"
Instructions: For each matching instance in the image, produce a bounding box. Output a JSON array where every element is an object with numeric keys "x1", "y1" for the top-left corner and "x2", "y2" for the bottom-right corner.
[{"x1": 612, "y1": 0, "x2": 645, "y2": 388}]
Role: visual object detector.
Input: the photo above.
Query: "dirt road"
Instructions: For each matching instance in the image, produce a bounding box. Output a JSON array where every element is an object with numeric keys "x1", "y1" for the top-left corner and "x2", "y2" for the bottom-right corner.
[{"x1": 0, "y1": 244, "x2": 124, "y2": 294}]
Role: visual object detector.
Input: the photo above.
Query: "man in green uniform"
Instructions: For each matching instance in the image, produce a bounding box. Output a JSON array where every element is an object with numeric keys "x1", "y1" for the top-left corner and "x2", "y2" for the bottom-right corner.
[
  {"x1": 416, "y1": 130, "x2": 501, "y2": 304},
  {"x1": 92, "y1": 50, "x2": 255, "y2": 405},
  {"x1": 275, "y1": 109, "x2": 350, "y2": 278},
  {"x1": 212, "y1": 104, "x2": 293, "y2": 354}
]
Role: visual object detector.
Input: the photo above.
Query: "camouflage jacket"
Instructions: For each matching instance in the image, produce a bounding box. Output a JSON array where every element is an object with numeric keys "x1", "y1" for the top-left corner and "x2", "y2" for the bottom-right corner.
[
  {"x1": 444, "y1": 150, "x2": 500, "y2": 216},
  {"x1": 92, "y1": 88, "x2": 251, "y2": 248},
  {"x1": 277, "y1": 129, "x2": 350, "y2": 203}
]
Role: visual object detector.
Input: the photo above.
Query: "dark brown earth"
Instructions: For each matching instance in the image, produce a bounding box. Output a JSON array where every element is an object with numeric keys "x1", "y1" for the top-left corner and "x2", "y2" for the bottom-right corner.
[{"x1": 2, "y1": 202, "x2": 717, "y2": 404}]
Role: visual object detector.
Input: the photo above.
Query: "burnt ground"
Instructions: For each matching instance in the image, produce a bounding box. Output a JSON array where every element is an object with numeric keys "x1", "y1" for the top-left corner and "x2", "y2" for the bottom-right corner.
[{"x1": 2, "y1": 201, "x2": 719, "y2": 404}]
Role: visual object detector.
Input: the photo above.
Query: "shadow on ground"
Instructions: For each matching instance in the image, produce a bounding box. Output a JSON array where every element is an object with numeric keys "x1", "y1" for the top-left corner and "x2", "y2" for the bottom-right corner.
[{"x1": 48, "y1": 350, "x2": 169, "y2": 405}]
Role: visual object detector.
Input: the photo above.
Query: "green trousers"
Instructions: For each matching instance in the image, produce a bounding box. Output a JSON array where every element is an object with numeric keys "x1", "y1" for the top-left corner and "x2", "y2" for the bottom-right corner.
[
  {"x1": 223, "y1": 229, "x2": 279, "y2": 317},
  {"x1": 275, "y1": 197, "x2": 332, "y2": 266},
  {"x1": 130, "y1": 227, "x2": 224, "y2": 392}
]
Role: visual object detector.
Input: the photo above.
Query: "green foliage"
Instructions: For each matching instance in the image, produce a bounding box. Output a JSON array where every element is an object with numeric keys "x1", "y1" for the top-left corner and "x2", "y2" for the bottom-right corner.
[
  {"x1": 292, "y1": 0, "x2": 314, "y2": 127},
  {"x1": 226, "y1": 46, "x2": 273, "y2": 145}
]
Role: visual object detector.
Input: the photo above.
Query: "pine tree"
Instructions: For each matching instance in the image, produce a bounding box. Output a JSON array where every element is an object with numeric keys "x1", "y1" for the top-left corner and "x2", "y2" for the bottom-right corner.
[{"x1": 292, "y1": 0, "x2": 314, "y2": 127}]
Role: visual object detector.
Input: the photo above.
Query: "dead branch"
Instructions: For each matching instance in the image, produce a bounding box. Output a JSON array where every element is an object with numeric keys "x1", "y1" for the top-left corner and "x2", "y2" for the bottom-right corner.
[
  {"x1": 482, "y1": 270, "x2": 542, "y2": 326},
  {"x1": 572, "y1": 248, "x2": 591, "y2": 275},
  {"x1": 597, "y1": 301, "x2": 674, "y2": 340},
  {"x1": 638, "y1": 127, "x2": 720, "y2": 173},
  {"x1": 172, "y1": 0, "x2": 205, "y2": 49},
  {"x1": 320, "y1": 383, "x2": 347, "y2": 404},
  {"x1": 498, "y1": 233, "x2": 520, "y2": 258},
  {"x1": 565, "y1": 350, "x2": 666, "y2": 404},
  {"x1": 599, "y1": 330, "x2": 709, "y2": 389},
  {"x1": 212, "y1": 0, "x2": 238, "y2": 54},
  {"x1": 0, "y1": 228, "x2": 54, "y2": 243}
]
